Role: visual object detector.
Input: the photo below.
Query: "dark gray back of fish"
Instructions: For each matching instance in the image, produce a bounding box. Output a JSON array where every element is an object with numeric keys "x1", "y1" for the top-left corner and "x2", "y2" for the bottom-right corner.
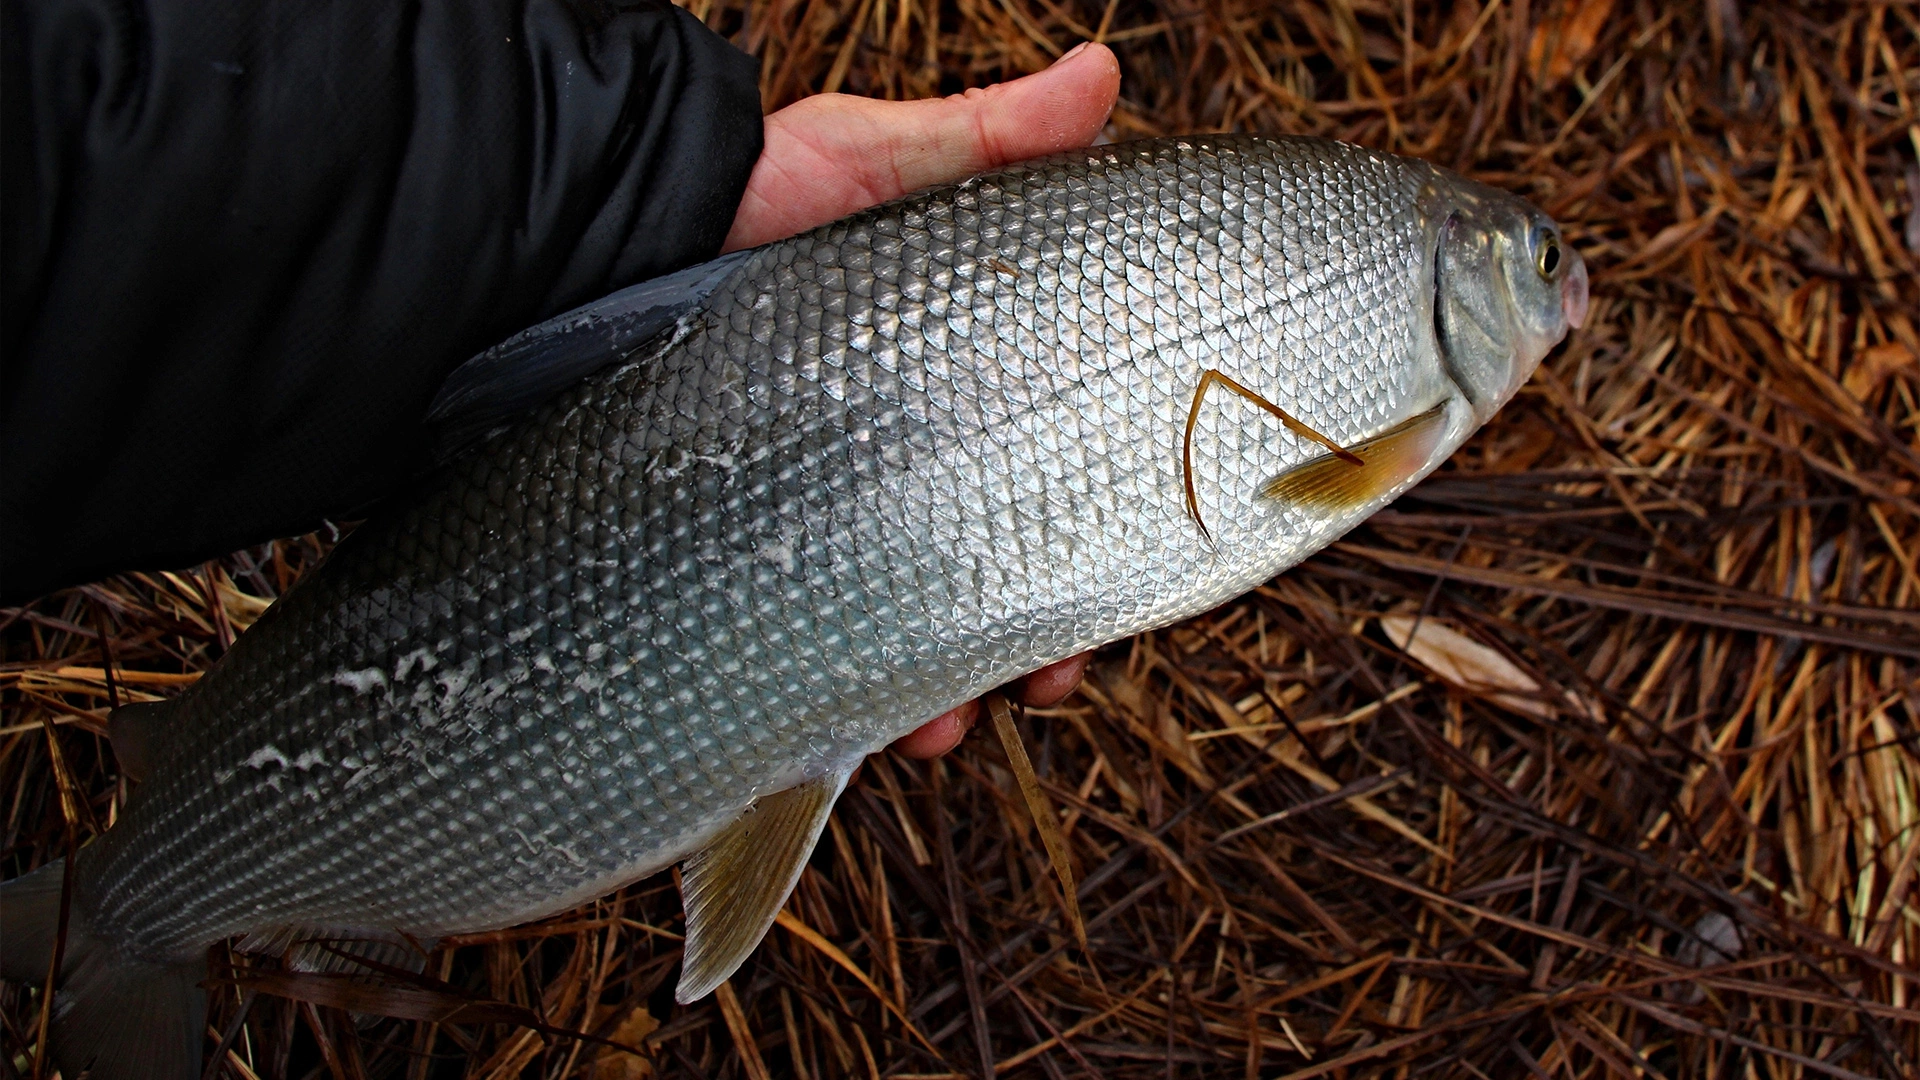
[{"x1": 80, "y1": 136, "x2": 1442, "y2": 959}]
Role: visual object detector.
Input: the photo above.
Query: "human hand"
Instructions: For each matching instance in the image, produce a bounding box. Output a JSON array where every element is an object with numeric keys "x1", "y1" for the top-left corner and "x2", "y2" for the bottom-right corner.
[
  {"x1": 890, "y1": 654, "x2": 1093, "y2": 758},
  {"x1": 723, "y1": 43, "x2": 1120, "y2": 756},
  {"x1": 722, "y1": 42, "x2": 1121, "y2": 252}
]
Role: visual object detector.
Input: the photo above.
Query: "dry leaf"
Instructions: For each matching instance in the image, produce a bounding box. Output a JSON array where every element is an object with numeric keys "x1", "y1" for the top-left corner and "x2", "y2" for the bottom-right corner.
[
  {"x1": 1376, "y1": 615, "x2": 1555, "y2": 718},
  {"x1": 590, "y1": 1006, "x2": 660, "y2": 1080},
  {"x1": 1528, "y1": 0, "x2": 1617, "y2": 86},
  {"x1": 1842, "y1": 341, "x2": 1918, "y2": 398}
]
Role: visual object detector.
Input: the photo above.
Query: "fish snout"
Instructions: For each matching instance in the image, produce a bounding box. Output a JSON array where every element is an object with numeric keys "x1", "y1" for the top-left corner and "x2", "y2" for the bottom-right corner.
[{"x1": 1561, "y1": 252, "x2": 1590, "y2": 330}]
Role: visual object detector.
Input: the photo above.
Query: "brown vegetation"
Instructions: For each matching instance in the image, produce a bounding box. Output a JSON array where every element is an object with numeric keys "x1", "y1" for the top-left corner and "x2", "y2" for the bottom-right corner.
[{"x1": 4, "y1": 1, "x2": 1917, "y2": 1076}]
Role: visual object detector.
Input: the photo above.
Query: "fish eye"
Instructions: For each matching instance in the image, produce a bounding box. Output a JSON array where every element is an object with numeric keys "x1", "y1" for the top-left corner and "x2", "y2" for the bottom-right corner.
[{"x1": 1535, "y1": 229, "x2": 1562, "y2": 279}]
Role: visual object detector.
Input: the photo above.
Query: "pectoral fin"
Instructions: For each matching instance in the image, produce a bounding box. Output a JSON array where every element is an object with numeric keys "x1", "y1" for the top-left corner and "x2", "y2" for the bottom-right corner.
[
  {"x1": 235, "y1": 926, "x2": 437, "y2": 975},
  {"x1": 675, "y1": 768, "x2": 852, "y2": 1003},
  {"x1": 1263, "y1": 404, "x2": 1450, "y2": 512}
]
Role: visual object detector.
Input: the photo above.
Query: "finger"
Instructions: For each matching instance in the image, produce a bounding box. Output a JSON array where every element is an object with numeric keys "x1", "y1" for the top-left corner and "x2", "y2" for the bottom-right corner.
[
  {"x1": 1020, "y1": 653, "x2": 1091, "y2": 707},
  {"x1": 723, "y1": 42, "x2": 1121, "y2": 251},
  {"x1": 890, "y1": 698, "x2": 981, "y2": 759}
]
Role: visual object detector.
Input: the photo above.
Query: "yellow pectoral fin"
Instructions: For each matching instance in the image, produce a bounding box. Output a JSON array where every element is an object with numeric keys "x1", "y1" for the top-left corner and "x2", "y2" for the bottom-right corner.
[
  {"x1": 1263, "y1": 404, "x2": 1450, "y2": 512},
  {"x1": 675, "y1": 768, "x2": 851, "y2": 1003}
]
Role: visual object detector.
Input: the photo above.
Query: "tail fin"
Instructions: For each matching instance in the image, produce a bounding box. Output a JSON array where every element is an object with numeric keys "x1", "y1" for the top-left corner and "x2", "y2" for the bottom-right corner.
[{"x1": 0, "y1": 861, "x2": 206, "y2": 1080}]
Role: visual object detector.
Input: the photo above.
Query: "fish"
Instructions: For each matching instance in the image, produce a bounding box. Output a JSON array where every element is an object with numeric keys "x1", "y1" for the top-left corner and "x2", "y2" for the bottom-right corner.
[{"x1": 0, "y1": 134, "x2": 1587, "y2": 1079}]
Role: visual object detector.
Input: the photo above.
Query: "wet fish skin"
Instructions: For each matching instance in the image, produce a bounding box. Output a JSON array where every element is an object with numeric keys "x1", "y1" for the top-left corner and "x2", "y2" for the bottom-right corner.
[{"x1": 2, "y1": 134, "x2": 1583, "y2": 1078}]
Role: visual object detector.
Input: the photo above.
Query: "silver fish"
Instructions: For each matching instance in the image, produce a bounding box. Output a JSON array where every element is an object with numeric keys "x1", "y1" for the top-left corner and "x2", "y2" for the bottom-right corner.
[{"x1": 1, "y1": 134, "x2": 1586, "y2": 1078}]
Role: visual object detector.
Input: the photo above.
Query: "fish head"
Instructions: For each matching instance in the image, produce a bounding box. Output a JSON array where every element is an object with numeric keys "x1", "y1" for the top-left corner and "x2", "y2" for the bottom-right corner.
[{"x1": 1429, "y1": 180, "x2": 1588, "y2": 424}]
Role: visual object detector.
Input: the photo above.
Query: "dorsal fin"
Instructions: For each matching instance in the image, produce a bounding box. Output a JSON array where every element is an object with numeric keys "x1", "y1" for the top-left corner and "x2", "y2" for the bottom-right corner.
[
  {"x1": 108, "y1": 699, "x2": 179, "y2": 782},
  {"x1": 1262, "y1": 404, "x2": 1450, "y2": 511},
  {"x1": 674, "y1": 768, "x2": 853, "y2": 1003},
  {"x1": 425, "y1": 249, "x2": 755, "y2": 461}
]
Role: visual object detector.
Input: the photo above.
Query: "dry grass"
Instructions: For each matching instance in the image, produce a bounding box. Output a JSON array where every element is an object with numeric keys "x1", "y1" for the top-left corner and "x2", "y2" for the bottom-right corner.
[{"x1": 5, "y1": 1, "x2": 1919, "y2": 1077}]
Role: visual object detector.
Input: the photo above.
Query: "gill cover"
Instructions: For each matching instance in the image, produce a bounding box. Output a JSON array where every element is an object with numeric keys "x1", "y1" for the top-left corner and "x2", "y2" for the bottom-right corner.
[
  {"x1": 1433, "y1": 213, "x2": 1522, "y2": 421},
  {"x1": 1430, "y1": 192, "x2": 1583, "y2": 422}
]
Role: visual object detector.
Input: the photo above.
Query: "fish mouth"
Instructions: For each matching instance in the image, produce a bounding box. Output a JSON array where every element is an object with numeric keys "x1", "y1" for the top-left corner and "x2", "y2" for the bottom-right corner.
[{"x1": 1561, "y1": 254, "x2": 1590, "y2": 329}]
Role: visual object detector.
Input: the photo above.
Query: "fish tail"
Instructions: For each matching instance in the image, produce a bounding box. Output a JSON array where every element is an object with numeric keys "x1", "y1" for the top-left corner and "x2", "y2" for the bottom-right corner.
[{"x1": 0, "y1": 861, "x2": 206, "y2": 1080}]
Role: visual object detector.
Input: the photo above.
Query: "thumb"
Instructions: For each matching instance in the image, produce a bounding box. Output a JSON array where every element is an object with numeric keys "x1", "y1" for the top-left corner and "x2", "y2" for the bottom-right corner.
[
  {"x1": 858, "y1": 41, "x2": 1123, "y2": 192},
  {"x1": 723, "y1": 43, "x2": 1121, "y2": 251}
]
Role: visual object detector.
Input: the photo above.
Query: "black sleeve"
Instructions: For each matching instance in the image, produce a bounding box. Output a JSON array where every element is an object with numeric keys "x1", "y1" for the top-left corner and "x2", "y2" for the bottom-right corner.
[{"x1": 0, "y1": 0, "x2": 763, "y2": 603}]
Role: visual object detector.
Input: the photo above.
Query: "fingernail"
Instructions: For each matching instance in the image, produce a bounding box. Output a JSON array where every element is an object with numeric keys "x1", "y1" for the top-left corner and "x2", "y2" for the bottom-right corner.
[{"x1": 1054, "y1": 41, "x2": 1090, "y2": 65}]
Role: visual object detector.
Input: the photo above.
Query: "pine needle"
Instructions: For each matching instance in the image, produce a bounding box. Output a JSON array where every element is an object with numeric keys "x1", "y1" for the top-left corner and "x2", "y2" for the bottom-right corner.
[{"x1": 987, "y1": 692, "x2": 1088, "y2": 952}]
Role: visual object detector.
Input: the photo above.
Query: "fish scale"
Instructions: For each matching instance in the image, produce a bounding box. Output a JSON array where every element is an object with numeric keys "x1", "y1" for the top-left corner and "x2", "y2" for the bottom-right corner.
[{"x1": 4, "y1": 133, "x2": 1587, "y2": 1079}]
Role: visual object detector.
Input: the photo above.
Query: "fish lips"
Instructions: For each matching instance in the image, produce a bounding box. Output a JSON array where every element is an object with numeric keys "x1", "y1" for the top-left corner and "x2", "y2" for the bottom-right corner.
[{"x1": 1561, "y1": 253, "x2": 1590, "y2": 329}]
